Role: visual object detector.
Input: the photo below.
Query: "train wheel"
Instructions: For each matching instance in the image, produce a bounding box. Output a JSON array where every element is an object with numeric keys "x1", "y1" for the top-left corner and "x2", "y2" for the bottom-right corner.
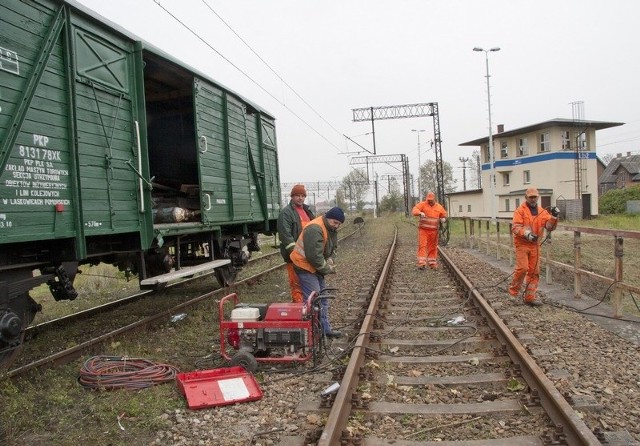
[
  {"x1": 0, "y1": 293, "x2": 41, "y2": 369},
  {"x1": 230, "y1": 351, "x2": 258, "y2": 373},
  {"x1": 215, "y1": 265, "x2": 238, "y2": 287}
]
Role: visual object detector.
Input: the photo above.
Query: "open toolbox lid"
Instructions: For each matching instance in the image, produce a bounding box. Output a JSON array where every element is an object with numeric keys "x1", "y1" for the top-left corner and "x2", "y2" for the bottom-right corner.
[{"x1": 176, "y1": 366, "x2": 263, "y2": 409}]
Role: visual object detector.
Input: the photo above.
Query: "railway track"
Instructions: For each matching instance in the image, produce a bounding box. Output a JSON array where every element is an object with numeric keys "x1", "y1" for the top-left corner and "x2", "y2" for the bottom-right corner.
[
  {"x1": 4, "y1": 219, "x2": 637, "y2": 445},
  {"x1": 284, "y1": 227, "x2": 606, "y2": 445}
]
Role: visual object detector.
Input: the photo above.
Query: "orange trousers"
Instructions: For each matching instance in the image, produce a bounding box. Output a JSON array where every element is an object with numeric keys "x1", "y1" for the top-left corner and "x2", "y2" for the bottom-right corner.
[
  {"x1": 286, "y1": 262, "x2": 303, "y2": 303},
  {"x1": 417, "y1": 229, "x2": 439, "y2": 267},
  {"x1": 509, "y1": 243, "x2": 540, "y2": 301}
]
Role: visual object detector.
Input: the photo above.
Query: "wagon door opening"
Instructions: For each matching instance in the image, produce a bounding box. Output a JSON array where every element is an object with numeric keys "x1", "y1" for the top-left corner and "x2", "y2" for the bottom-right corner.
[{"x1": 142, "y1": 52, "x2": 201, "y2": 225}]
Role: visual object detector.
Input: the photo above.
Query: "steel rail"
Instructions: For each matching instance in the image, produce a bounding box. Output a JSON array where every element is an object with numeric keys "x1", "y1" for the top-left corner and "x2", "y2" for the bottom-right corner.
[
  {"x1": 23, "y1": 250, "x2": 283, "y2": 340},
  {"x1": 318, "y1": 233, "x2": 600, "y2": 446},
  {"x1": 438, "y1": 247, "x2": 601, "y2": 446},
  {"x1": 318, "y1": 226, "x2": 397, "y2": 445}
]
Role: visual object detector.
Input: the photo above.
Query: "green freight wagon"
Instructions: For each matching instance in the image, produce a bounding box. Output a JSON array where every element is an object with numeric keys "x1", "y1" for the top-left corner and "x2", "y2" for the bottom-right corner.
[{"x1": 0, "y1": 0, "x2": 281, "y2": 366}]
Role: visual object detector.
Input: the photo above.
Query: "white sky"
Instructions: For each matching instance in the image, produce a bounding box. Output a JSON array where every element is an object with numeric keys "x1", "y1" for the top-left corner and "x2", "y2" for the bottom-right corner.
[{"x1": 74, "y1": 0, "x2": 640, "y2": 194}]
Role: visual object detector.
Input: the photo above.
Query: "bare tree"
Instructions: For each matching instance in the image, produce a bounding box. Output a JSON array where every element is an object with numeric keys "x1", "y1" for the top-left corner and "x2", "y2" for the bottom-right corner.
[
  {"x1": 600, "y1": 153, "x2": 615, "y2": 166},
  {"x1": 339, "y1": 169, "x2": 370, "y2": 210},
  {"x1": 467, "y1": 150, "x2": 481, "y2": 189},
  {"x1": 379, "y1": 177, "x2": 403, "y2": 212},
  {"x1": 420, "y1": 159, "x2": 457, "y2": 197}
]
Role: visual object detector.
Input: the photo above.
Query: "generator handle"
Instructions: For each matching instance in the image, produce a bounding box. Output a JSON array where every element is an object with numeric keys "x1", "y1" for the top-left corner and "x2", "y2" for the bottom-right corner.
[
  {"x1": 307, "y1": 289, "x2": 336, "y2": 311},
  {"x1": 306, "y1": 291, "x2": 319, "y2": 314},
  {"x1": 219, "y1": 293, "x2": 239, "y2": 323}
]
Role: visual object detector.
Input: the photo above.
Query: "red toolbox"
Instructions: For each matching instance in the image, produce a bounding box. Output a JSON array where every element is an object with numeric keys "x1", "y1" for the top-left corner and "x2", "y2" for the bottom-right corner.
[{"x1": 176, "y1": 366, "x2": 263, "y2": 409}]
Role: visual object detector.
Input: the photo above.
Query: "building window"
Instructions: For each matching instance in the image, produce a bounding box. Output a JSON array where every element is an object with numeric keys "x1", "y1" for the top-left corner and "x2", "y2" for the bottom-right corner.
[
  {"x1": 561, "y1": 131, "x2": 571, "y2": 150},
  {"x1": 502, "y1": 172, "x2": 510, "y2": 186},
  {"x1": 618, "y1": 171, "x2": 627, "y2": 187},
  {"x1": 515, "y1": 198, "x2": 520, "y2": 207},
  {"x1": 467, "y1": 204, "x2": 471, "y2": 212},
  {"x1": 484, "y1": 144, "x2": 490, "y2": 163},
  {"x1": 500, "y1": 141, "x2": 508, "y2": 158},
  {"x1": 505, "y1": 198, "x2": 510, "y2": 212},
  {"x1": 458, "y1": 204, "x2": 463, "y2": 213},
  {"x1": 523, "y1": 170, "x2": 530, "y2": 184},
  {"x1": 578, "y1": 133, "x2": 587, "y2": 150},
  {"x1": 539, "y1": 132, "x2": 550, "y2": 152},
  {"x1": 518, "y1": 138, "x2": 528, "y2": 156}
]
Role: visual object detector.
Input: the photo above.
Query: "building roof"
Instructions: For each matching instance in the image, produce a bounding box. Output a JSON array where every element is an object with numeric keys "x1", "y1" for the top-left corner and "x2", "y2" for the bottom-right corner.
[
  {"x1": 459, "y1": 118, "x2": 624, "y2": 146},
  {"x1": 446, "y1": 188, "x2": 484, "y2": 196},
  {"x1": 599, "y1": 154, "x2": 640, "y2": 185}
]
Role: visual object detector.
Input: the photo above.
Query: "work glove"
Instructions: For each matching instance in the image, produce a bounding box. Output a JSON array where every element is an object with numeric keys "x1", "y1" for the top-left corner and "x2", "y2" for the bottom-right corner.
[
  {"x1": 326, "y1": 265, "x2": 336, "y2": 275},
  {"x1": 524, "y1": 230, "x2": 538, "y2": 242},
  {"x1": 419, "y1": 212, "x2": 425, "y2": 218},
  {"x1": 439, "y1": 217, "x2": 446, "y2": 224},
  {"x1": 327, "y1": 258, "x2": 335, "y2": 266},
  {"x1": 550, "y1": 206, "x2": 560, "y2": 218}
]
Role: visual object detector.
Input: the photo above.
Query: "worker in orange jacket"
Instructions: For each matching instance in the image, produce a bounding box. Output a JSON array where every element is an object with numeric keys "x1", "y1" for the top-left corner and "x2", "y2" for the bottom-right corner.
[
  {"x1": 277, "y1": 184, "x2": 314, "y2": 302},
  {"x1": 411, "y1": 191, "x2": 447, "y2": 269},
  {"x1": 509, "y1": 187, "x2": 560, "y2": 306}
]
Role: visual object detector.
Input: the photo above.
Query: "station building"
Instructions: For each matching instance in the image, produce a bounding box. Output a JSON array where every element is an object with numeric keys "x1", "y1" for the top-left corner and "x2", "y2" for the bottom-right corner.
[{"x1": 449, "y1": 118, "x2": 623, "y2": 220}]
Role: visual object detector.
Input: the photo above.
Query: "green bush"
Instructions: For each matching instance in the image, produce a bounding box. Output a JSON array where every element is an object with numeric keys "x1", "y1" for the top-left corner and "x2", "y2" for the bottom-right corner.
[{"x1": 599, "y1": 184, "x2": 640, "y2": 214}]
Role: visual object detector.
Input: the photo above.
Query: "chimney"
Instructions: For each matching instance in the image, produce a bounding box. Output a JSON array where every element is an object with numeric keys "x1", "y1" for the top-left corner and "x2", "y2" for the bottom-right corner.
[
  {"x1": 628, "y1": 152, "x2": 631, "y2": 156},
  {"x1": 497, "y1": 124, "x2": 504, "y2": 133},
  {"x1": 617, "y1": 153, "x2": 622, "y2": 158}
]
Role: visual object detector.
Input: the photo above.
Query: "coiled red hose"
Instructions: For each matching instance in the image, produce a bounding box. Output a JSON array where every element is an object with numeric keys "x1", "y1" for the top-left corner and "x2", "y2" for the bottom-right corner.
[{"x1": 79, "y1": 355, "x2": 180, "y2": 390}]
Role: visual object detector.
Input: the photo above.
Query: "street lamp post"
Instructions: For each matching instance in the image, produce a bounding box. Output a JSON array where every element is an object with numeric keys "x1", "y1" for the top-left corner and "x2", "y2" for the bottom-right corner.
[
  {"x1": 473, "y1": 46, "x2": 500, "y2": 221},
  {"x1": 412, "y1": 129, "x2": 426, "y2": 199}
]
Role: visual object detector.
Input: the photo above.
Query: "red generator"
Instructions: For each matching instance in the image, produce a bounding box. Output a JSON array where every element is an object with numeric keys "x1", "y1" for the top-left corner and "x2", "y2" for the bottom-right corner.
[{"x1": 219, "y1": 292, "x2": 325, "y2": 372}]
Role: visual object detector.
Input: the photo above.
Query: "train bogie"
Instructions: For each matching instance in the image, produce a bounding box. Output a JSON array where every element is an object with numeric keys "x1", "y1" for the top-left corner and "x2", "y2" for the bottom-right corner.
[{"x1": 0, "y1": 0, "x2": 281, "y2": 367}]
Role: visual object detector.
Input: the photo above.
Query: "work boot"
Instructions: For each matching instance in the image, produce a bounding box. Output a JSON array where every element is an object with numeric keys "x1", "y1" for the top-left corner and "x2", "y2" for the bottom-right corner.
[
  {"x1": 325, "y1": 331, "x2": 342, "y2": 338},
  {"x1": 524, "y1": 299, "x2": 543, "y2": 307}
]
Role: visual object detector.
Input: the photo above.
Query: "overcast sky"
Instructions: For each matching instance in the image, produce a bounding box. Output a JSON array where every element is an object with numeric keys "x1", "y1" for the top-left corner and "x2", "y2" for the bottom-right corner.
[{"x1": 74, "y1": 0, "x2": 640, "y2": 195}]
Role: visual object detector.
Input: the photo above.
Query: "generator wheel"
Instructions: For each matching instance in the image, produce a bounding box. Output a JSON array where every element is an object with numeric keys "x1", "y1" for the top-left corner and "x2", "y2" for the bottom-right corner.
[{"x1": 230, "y1": 351, "x2": 258, "y2": 373}]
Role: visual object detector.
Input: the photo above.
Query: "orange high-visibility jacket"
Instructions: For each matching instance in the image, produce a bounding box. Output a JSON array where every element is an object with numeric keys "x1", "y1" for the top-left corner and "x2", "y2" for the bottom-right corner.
[
  {"x1": 412, "y1": 201, "x2": 447, "y2": 231},
  {"x1": 290, "y1": 216, "x2": 331, "y2": 274},
  {"x1": 511, "y1": 202, "x2": 557, "y2": 246}
]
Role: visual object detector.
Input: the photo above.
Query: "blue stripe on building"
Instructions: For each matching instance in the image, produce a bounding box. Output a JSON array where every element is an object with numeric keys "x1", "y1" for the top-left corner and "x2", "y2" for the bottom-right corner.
[{"x1": 482, "y1": 151, "x2": 596, "y2": 170}]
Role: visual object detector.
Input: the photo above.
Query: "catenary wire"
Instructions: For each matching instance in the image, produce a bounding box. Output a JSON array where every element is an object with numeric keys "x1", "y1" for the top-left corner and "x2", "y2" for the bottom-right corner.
[
  {"x1": 200, "y1": 0, "x2": 345, "y2": 140},
  {"x1": 152, "y1": 0, "x2": 346, "y2": 155}
]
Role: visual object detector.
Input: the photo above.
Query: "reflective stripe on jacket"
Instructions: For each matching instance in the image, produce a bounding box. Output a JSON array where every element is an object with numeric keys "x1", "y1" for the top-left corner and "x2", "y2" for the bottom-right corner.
[{"x1": 412, "y1": 201, "x2": 447, "y2": 231}]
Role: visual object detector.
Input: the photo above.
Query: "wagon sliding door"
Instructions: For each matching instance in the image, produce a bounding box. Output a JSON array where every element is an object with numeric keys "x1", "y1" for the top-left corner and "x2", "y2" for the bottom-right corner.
[
  {"x1": 194, "y1": 78, "x2": 260, "y2": 224},
  {"x1": 72, "y1": 22, "x2": 142, "y2": 245}
]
